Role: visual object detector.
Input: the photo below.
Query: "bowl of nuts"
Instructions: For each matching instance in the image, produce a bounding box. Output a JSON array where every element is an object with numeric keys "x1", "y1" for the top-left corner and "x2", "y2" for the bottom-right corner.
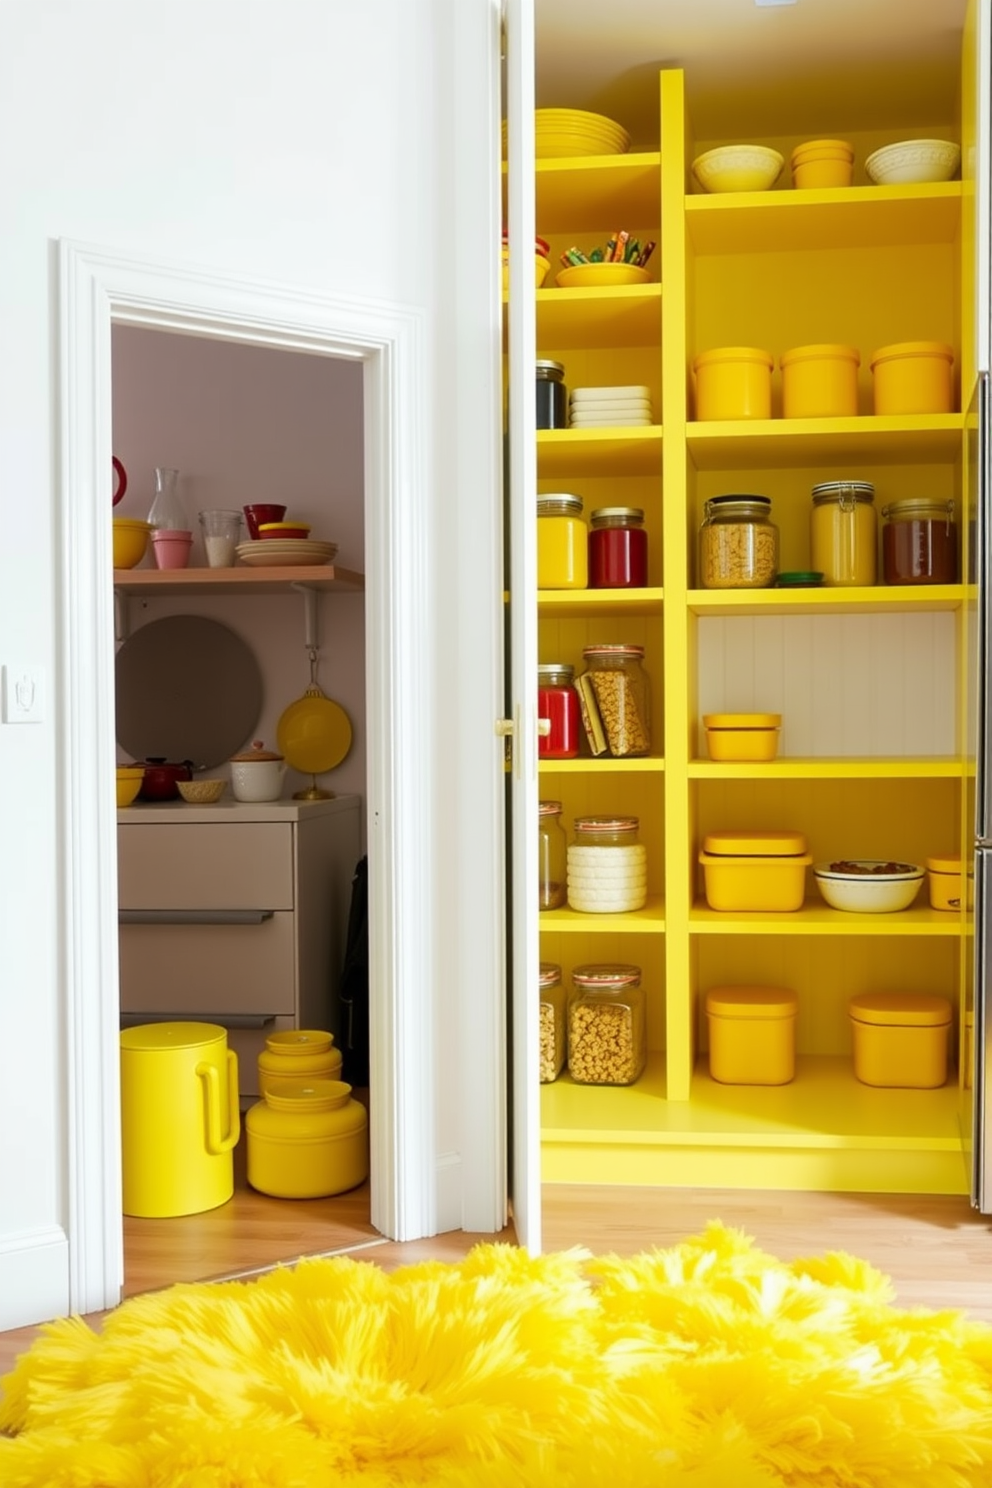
[{"x1": 813, "y1": 859, "x2": 924, "y2": 913}]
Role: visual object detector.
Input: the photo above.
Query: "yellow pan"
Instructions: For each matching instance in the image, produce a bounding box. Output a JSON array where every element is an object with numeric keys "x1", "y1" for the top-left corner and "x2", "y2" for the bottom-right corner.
[{"x1": 276, "y1": 685, "x2": 353, "y2": 775}]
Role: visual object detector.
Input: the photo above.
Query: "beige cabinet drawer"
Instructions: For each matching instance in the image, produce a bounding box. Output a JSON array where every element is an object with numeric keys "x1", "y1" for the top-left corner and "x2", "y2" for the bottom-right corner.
[
  {"x1": 118, "y1": 823, "x2": 294, "y2": 910},
  {"x1": 118, "y1": 913, "x2": 297, "y2": 1015}
]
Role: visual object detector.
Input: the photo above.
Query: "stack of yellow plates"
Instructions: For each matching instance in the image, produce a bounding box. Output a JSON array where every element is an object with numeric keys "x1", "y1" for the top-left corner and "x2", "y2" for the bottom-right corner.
[
  {"x1": 236, "y1": 539, "x2": 339, "y2": 569},
  {"x1": 502, "y1": 108, "x2": 630, "y2": 159}
]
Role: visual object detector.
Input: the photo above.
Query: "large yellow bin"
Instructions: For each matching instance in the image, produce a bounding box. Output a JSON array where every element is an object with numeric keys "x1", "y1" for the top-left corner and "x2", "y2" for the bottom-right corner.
[{"x1": 120, "y1": 1022, "x2": 240, "y2": 1217}]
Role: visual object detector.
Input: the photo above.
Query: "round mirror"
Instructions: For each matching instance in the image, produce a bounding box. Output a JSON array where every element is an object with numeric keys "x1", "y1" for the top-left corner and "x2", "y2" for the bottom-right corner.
[{"x1": 116, "y1": 615, "x2": 263, "y2": 769}]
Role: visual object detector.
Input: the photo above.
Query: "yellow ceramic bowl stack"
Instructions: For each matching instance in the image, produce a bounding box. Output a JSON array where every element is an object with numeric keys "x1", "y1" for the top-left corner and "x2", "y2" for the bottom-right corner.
[
  {"x1": 116, "y1": 765, "x2": 145, "y2": 808},
  {"x1": 112, "y1": 518, "x2": 152, "y2": 570},
  {"x1": 503, "y1": 108, "x2": 630, "y2": 159}
]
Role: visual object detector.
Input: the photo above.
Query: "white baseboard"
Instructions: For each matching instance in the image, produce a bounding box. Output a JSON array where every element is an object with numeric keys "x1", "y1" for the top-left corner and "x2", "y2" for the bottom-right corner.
[{"x1": 0, "y1": 1226, "x2": 69, "y2": 1330}]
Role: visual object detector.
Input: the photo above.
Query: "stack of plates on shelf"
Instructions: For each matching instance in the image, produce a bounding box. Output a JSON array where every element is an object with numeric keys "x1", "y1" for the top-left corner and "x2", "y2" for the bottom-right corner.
[
  {"x1": 503, "y1": 108, "x2": 630, "y2": 159},
  {"x1": 568, "y1": 385, "x2": 654, "y2": 428},
  {"x1": 236, "y1": 539, "x2": 339, "y2": 569}
]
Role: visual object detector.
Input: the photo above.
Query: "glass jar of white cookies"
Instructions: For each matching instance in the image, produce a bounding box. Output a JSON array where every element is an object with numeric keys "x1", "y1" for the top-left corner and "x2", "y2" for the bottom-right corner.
[{"x1": 566, "y1": 815, "x2": 647, "y2": 913}]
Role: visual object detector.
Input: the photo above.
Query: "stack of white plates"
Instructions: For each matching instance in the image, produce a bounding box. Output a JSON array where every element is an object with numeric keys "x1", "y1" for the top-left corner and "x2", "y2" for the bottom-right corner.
[
  {"x1": 569, "y1": 385, "x2": 654, "y2": 428},
  {"x1": 503, "y1": 108, "x2": 630, "y2": 159},
  {"x1": 236, "y1": 539, "x2": 339, "y2": 569}
]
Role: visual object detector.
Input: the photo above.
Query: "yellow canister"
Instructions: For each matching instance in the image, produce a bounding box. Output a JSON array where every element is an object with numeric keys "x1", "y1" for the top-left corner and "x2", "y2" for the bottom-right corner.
[
  {"x1": 848, "y1": 992, "x2": 952, "y2": 1088},
  {"x1": 780, "y1": 344, "x2": 860, "y2": 418},
  {"x1": 120, "y1": 1022, "x2": 240, "y2": 1218},
  {"x1": 692, "y1": 346, "x2": 774, "y2": 421},
  {"x1": 246, "y1": 1078, "x2": 369, "y2": 1198},
  {"x1": 790, "y1": 139, "x2": 854, "y2": 189},
  {"x1": 702, "y1": 712, "x2": 782, "y2": 761},
  {"x1": 258, "y1": 1029, "x2": 343, "y2": 1096},
  {"x1": 699, "y1": 830, "x2": 812, "y2": 912},
  {"x1": 705, "y1": 986, "x2": 798, "y2": 1085},
  {"x1": 869, "y1": 341, "x2": 955, "y2": 415},
  {"x1": 810, "y1": 480, "x2": 877, "y2": 586},
  {"x1": 537, "y1": 493, "x2": 588, "y2": 589},
  {"x1": 926, "y1": 854, "x2": 974, "y2": 911}
]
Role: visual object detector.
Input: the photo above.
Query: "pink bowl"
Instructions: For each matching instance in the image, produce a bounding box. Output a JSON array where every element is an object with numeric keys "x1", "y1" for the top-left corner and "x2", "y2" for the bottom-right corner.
[
  {"x1": 243, "y1": 503, "x2": 287, "y2": 539},
  {"x1": 151, "y1": 529, "x2": 193, "y2": 570}
]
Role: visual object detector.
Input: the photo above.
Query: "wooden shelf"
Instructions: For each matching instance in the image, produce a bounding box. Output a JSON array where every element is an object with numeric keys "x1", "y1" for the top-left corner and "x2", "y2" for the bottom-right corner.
[{"x1": 113, "y1": 565, "x2": 365, "y2": 597}]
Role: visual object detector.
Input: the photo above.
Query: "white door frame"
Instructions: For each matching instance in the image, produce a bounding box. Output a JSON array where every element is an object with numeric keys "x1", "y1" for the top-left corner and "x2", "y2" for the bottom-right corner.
[{"x1": 58, "y1": 240, "x2": 437, "y2": 1315}]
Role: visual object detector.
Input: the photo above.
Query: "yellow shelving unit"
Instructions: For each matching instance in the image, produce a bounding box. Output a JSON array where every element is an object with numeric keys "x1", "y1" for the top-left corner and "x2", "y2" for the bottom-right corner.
[{"x1": 529, "y1": 65, "x2": 974, "y2": 1196}]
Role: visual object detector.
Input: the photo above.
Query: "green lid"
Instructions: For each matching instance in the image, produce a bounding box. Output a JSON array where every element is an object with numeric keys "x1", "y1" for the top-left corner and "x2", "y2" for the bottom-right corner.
[{"x1": 777, "y1": 571, "x2": 824, "y2": 587}]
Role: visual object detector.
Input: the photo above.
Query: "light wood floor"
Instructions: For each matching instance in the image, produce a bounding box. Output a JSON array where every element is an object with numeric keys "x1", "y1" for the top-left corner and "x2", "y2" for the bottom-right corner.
[{"x1": 2, "y1": 1147, "x2": 989, "y2": 1382}]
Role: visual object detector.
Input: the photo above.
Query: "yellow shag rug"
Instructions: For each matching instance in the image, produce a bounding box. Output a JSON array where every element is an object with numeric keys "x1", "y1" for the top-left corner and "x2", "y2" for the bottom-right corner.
[{"x1": 2, "y1": 1223, "x2": 991, "y2": 1487}]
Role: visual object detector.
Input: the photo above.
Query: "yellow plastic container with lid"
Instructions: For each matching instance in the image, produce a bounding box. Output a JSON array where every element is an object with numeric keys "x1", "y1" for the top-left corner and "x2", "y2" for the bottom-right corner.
[
  {"x1": 257, "y1": 1028, "x2": 343, "y2": 1096},
  {"x1": 246, "y1": 1078, "x2": 369, "y2": 1197},
  {"x1": 780, "y1": 344, "x2": 860, "y2": 418},
  {"x1": 848, "y1": 992, "x2": 952, "y2": 1088},
  {"x1": 702, "y1": 712, "x2": 782, "y2": 761},
  {"x1": 692, "y1": 346, "x2": 774, "y2": 421},
  {"x1": 705, "y1": 986, "x2": 799, "y2": 1085},
  {"x1": 699, "y1": 830, "x2": 811, "y2": 912},
  {"x1": 869, "y1": 341, "x2": 955, "y2": 414},
  {"x1": 120, "y1": 1022, "x2": 240, "y2": 1218},
  {"x1": 926, "y1": 854, "x2": 974, "y2": 911}
]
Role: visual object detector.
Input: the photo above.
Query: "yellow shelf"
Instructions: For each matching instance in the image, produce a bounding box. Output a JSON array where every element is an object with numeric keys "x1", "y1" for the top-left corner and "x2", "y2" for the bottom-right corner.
[
  {"x1": 688, "y1": 756, "x2": 963, "y2": 780},
  {"x1": 539, "y1": 756, "x2": 665, "y2": 774},
  {"x1": 539, "y1": 895, "x2": 666, "y2": 932},
  {"x1": 538, "y1": 587, "x2": 663, "y2": 618},
  {"x1": 688, "y1": 585, "x2": 963, "y2": 616},
  {"x1": 537, "y1": 426, "x2": 663, "y2": 477},
  {"x1": 530, "y1": 152, "x2": 662, "y2": 233},
  {"x1": 535, "y1": 282, "x2": 661, "y2": 349},
  {"x1": 685, "y1": 181, "x2": 962, "y2": 255},
  {"x1": 685, "y1": 415, "x2": 965, "y2": 470},
  {"x1": 690, "y1": 900, "x2": 964, "y2": 935}
]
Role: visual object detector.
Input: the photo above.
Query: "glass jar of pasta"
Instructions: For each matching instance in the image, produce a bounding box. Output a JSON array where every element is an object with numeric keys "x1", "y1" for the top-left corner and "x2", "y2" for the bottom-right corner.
[
  {"x1": 699, "y1": 494, "x2": 779, "y2": 589},
  {"x1": 578, "y1": 643, "x2": 651, "y2": 757},
  {"x1": 567, "y1": 963, "x2": 646, "y2": 1085},
  {"x1": 539, "y1": 962, "x2": 566, "y2": 1083}
]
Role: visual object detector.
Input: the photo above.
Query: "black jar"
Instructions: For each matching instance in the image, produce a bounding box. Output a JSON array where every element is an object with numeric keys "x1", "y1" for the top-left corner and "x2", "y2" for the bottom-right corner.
[{"x1": 536, "y1": 359, "x2": 567, "y2": 429}]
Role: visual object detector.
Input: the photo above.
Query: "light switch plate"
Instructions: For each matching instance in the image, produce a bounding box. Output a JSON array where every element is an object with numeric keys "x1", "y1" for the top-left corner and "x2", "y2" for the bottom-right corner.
[{"x1": 2, "y1": 665, "x2": 45, "y2": 723}]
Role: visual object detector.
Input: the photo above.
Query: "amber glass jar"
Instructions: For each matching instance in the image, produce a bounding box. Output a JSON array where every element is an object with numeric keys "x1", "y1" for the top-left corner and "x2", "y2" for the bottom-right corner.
[
  {"x1": 538, "y1": 800, "x2": 567, "y2": 910},
  {"x1": 881, "y1": 498, "x2": 957, "y2": 585},
  {"x1": 568, "y1": 964, "x2": 646, "y2": 1085}
]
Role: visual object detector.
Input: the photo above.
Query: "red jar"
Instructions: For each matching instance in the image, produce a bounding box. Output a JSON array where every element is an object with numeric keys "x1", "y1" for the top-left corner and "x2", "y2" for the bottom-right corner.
[
  {"x1": 538, "y1": 663, "x2": 580, "y2": 759},
  {"x1": 589, "y1": 507, "x2": 648, "y2": 588}
]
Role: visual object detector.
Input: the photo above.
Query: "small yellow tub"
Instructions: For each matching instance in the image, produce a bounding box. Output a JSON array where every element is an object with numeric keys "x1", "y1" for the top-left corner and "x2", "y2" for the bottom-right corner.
[
  {"x1": 848, "y1": 992, "x2": 952, "y2": 1088},
  {"x1": 702, "y1": 712, "x2": 781, "y2": 761},
  {"x1": 790, "y1": 139, "x2": 854, "y2": 189},
  {"x1": 926, "y1": 854, "x2": 973, "y2": 911},
  {"x1": 699, "y1": 829, "x2": 811, "y2": 912},
  {"x1": 706, "y1": 985, "x2": 798, "y2": 1085},
  {"x1": 780, "y1": 343, "x2": 860, "y2": 418},
  {"x1": 869, "y1": 341, "x2": 955, "y2": 415},
  {"x1": 693, "y1": 346, "x2": 774, "y2": 421}
]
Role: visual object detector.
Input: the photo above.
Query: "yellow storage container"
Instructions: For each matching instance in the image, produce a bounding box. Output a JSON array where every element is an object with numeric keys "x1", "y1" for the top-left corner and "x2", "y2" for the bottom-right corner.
[
  {"x1": 706, "y1": 986, "x2": 798, "y2": 1084},
  {"x1": 869, "y1": 341, "x2": 955, "y2": 414},
  {"x1": 120, "y1": 1022, "x2": 240, "y2": 1218},
  {"x1": 246, "y1": 1078, "x2": 369, "y2": 1198},
  {"x1": 257, "y1": 1028, "x2": 343, "y2": 1096},
  {"x1": 848, "y1": 992, "x2": 952, "y2": 1088},
  {"x1": 780, "y1": 344, "x2": 860, "y2": 418},
  {"x1": 692, "y1": 346, "x2": 774, "y2": 421},
  {"x1": 699, "y1": 830, "x2": 811, "y2": 911},
  {"x1": 926, "y1": 854, "x2": 974, "y2": 911},
  {"x1": 702, "y1": 712, "x2": 781, "y2": 761}
]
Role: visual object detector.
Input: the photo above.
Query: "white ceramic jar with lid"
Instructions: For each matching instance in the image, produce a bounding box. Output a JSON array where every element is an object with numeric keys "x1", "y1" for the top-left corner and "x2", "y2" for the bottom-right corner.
[{"x1": 229, "y1": 740, "x2": 287, "y2": 802}]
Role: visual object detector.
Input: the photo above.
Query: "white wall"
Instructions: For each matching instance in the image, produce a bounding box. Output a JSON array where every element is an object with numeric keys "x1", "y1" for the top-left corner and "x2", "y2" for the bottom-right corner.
[{"x1": 0, "y1": 0, "x2": 505, "y2": 1328}]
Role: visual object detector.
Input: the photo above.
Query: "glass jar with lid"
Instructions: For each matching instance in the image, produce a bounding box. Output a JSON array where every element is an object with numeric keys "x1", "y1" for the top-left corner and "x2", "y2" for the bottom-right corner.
[
  {"x1": 537, "y1": 663, "x2": 580, "y2": 759},
  {"x1": 881, "y1": 498, "x2": 957, "y2": 585},
  {"x1": 810, "y1": 480, "x2": 877, "y2": 587},
  {"x1": 589, "y1": 507, "x2": 648, "y2": 589},
  {"x1": 535, "y1": 358, "x2": 567, "y2": 429},
  {"x1": 579, "y1": 643, "x2": 651, "y2": 757},
  {"x1": 568, "y1": 963, "x2": 646, "y2": 1085},
  {"x1": 567, "y1": 815, "x2": 647, "y2": 913},
  {"x1": 698, "y1": 494, "x2": 778, "y2": 589},
  {"x1": 539, "y1": 962, "x2": 566, "y2": 1082},
  {"x1": 537, "y1": 493, "x2": 588, "y2": 589},
  {"x1": 538, "y1": 801, "x2": 567, "y2": 911}
]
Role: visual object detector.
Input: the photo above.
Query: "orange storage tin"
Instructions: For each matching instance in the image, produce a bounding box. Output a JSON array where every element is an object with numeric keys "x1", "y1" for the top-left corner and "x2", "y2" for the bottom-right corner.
[
  {"x1": 780, "y1": 344, "x2": 860, "y2": 418},
  {"x1": 693, "y1": 346, "x2": 774, "y2": 421},
  {"x1": 706, "y1": 986, "x2": 798, "y2": 1085},
  {"x1": 699, "y1": 829, "x2": 811, "y2": 911},
  {"x1": 790, "y1": 139, "x2": 854, "y2": 189},
  {"x1": 848, "y1": 992, "x2": 952, "y2": 1088},
  {"x1": 869, "y1": 341, "x2": 955, "y2": 414}
]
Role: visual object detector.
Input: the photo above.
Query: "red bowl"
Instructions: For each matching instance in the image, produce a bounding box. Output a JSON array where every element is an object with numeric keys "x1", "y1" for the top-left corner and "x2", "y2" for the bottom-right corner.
[
  {"x1": 243, "y1": 503, "x2": 287, "y2": 539},
  {"x1": 257, "y1": 522, "x2": 311, "y2": 540}
]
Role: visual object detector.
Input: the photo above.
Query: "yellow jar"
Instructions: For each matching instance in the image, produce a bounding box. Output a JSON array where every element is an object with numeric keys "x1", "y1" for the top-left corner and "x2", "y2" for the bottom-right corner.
[
  {"x1": 257, "y1": 1029, "x2": 343, "y2": 1097},
  {"x1": 810, "y1": 480, "x2": 877, "y2": 586},
  {"x1": 926, "y1": 854, "x2": 973, "y2": 911},
  {"x1": 705, "y1": 986, "x2": 798, "y2": 1085},
  {"x1": 869, "y1": 341, "x2": 955, "y2": 415},
  {"x1": 692, "y1": 346, "x2": 774, "y2": 421},
  {"x1": 246, "y1": 1078, "x2": 369, "y2": 1198},
  {"x1": 780, "y1": 344, "x2": 860, "y2": 418},
  {"x1": 698, "y1": 830, "x2": 812, "y2": 912},
  {"x1": 848, "y1": 993, "x2": 952, "y2": 1089},
  {"x1": 537, "y1": 493, "x2": 588, "y2": 589}
]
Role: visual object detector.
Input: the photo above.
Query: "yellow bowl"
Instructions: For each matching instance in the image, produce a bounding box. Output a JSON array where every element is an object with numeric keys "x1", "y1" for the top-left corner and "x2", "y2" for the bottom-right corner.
[
  {"x1": 176, "y1": 779, "x2": 228, "y2": 805},
  {"x1": 502, "y1": 250, "x2": 551, "y2": 292},
  {"x1": 692, "y1": 145, "x2": 784, "y2": 194},
  {"x1": 556, "y1": 263, "x2": 649, "y2": 289},
  {"x1": 116, "y1": 766, "x2": 145, "y2": 808},
  {"x1": 112, "y1": 518, "x2": 151, "y2": 569}
]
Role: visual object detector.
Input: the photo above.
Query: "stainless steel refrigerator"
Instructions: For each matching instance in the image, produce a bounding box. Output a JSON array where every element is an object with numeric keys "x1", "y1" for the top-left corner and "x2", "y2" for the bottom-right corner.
[{"x1": 970, "y1": 368, "x2": 991, "y2": 1212}]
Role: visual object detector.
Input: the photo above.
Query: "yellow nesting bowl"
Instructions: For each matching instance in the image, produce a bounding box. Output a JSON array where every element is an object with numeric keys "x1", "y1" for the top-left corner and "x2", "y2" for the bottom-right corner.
[
  {"x1": 112, "y1": 518, "x2": 151, "y2": 569},
  {"x1": 556, "y1": 263, "x2": 649, "y2": 289},
  {"x1": 116, "y1": 766, "x2": 145, "y2": 808},
  {"x1": 501, "y1": 248, "x2": 551, "y2": 291},
  {"x1": 692, "y1": 145, "x2": 784, "y2": 193}
]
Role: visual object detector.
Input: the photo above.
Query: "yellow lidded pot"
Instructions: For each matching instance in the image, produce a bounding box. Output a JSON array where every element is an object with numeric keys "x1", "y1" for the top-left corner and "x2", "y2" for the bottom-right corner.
[
  {"x1": 926, "y1": 854, "x2": 973, "y2": 911},
  {"x1": 246, "y1": 1078, "x2": 369, "y2": 1198},
  {"x1": 848, "y1": 992, "x2": 952, "y2": 1088},
  {"x1": 702, "y1": 712, "x2": 782, "y2": 761},
  {"x1": 869, "y1": 340, "x2": 955, "y2": 414},
  {"x1": 780, "y1": 343, "x2": 860, "y2": 418},
  {"x1": 257, "y1": 1029, "x2": 343, "y2": 1096},
  {"x1": 699, "y1": 829, "x2": 811, "y2": 912},
  {"x1": 705, "y1": 986, "x2": 798, "y2": 1085},
  {"x1": 692, "y1": 346, "x2": 774, "y2": 421}
]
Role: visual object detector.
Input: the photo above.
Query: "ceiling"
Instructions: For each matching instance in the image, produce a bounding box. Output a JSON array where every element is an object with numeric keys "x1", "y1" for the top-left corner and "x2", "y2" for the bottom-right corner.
[{"x1": 533, "y1": 0, "x2": 970, "y2": 145}]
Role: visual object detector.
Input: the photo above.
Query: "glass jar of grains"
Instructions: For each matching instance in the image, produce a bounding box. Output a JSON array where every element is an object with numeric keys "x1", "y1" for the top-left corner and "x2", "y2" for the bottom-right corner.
[
  {"x1": 810, "y1": 480, "x2": 877, "y2": 586},
  {"x1": 568, "y1": 963, "x2": 646, "y2": 1086},
  {"x1": 578, "y1": 643, "x2": 651, "y2": 757},
  {"x1": 567, "y1": 815, "x2": 647, "y2": 913},
  {"x1": 699, "y1": 494, "x2": 779, "y2": 588},
  {"x1": 538, "y1": 800, "x2": 567, "y2": 911},
  {"x1": 539, "y1": 962, "x2": 566, "y2": 1083}
]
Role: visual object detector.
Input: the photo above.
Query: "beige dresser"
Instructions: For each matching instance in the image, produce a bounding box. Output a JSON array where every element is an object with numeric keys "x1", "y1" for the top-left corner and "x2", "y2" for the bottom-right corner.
[{"x1": 117, "y1": 795, "x2": 362, "y2": 1098}]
